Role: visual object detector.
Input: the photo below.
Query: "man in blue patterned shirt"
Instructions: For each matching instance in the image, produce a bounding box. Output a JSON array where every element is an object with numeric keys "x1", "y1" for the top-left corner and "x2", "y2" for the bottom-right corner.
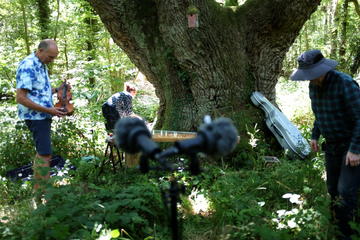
[
  {"x1": 291, "y1": 49, "x2": 360, "y2": 240},
  {"x1": 16, "y1": 39, "x2": 66, "y2": 193}
]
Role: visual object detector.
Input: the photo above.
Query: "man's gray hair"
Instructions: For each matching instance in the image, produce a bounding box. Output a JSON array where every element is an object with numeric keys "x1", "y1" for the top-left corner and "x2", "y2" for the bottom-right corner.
[{"x1": 37, "y1": 39, "x2": 56, "y2": 50}]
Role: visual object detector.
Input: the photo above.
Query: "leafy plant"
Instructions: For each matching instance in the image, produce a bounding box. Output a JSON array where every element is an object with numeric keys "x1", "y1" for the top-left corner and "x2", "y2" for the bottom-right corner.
[
  {"x1": 0, "y1": 108, "x2": 35, "y2": 172},
  {"x1": 1, "y1": 168, "x2": 168, "y2": 240}
]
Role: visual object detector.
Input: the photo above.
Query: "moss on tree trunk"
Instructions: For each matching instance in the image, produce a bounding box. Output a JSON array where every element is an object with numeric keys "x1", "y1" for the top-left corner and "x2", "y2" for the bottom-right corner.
[{"x1": 87, "y1": 0, "x2": 321, "y2": 153}]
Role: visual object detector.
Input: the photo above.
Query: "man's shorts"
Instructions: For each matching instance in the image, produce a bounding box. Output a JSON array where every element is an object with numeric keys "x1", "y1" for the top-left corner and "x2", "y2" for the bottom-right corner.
[{"x1": 25, "y1": 119, "x2": 52, "y2": 155}]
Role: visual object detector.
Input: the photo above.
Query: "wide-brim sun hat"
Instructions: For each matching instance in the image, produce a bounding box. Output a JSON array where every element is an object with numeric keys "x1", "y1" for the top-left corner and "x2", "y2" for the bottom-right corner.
[{"x1": 290, "y1": 49, "x2": 338, "y2": 81}]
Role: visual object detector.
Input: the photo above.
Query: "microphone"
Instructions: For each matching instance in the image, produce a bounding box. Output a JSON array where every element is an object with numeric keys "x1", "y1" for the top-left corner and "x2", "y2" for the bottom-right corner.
[
  {"x1": 114, "y1": 117, "x2": 160, "y2": 158},
  {"x1": 174, "y1": 117, "x2": 239, "y2": 156}
]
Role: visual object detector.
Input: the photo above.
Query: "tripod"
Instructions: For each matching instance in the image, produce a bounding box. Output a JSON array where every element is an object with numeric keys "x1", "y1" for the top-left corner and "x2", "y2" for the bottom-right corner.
[
  {"x1": 114, "y1": 116, "x2": 238, "y2": 240},
  {"x1": 140, "y1": 150, "x2": 200, "y2": 240}
]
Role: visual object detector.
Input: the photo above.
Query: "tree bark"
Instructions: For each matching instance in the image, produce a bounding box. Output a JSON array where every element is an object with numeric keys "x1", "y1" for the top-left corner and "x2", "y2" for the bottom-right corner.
[
  {"x1": 330, "y1": 0, "x2": 340, "y2": 59},
  {"x1": 35, "y1": 0, "x2": 50, "y2": 39},
  {"x1": 63, "y1": 29, "x2": 69, "y2": 72},
  {"x1": 80, "y1": 1, "x2": 101, "y2": 88},
  {"x1": 20, "y1": 0, "x2": 30, "y2": 55},
  {"x1": 53, "y1": 0, "x2": 61, "y2": 40},
  {"x1": 350, "y1": 42, "x2": 360, "y2": 76},
  {"x1": 86, "y1": 0, "x2": 321, "y2": 134},
  {"x1": 349, "y1": 0, "x2": 360, "y2": 17},
  {"x1": 339, "y1": 0, "x2": 349, "y2": 68}
]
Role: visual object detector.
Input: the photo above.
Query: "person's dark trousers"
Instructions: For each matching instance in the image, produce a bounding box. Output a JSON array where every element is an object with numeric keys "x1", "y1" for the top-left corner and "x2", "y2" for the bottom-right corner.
[{"x1": 324, "y1": 141, "x2": 360, "y2": 240}]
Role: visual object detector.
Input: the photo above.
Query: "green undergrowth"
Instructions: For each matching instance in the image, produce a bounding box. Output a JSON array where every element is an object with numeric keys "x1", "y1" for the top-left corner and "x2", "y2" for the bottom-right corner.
[
  {"x1": 0, "y1": 100, "x2": 357, "y2": 240},
  {"x1": 0, "y1": 167, "x2": 169, "y2": 240}
]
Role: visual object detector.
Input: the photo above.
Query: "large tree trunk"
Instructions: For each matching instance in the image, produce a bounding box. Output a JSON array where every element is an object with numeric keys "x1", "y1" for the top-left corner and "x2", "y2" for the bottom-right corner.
[{"x1": 87, "y1": 0, "x2": 320, "y2": 133}]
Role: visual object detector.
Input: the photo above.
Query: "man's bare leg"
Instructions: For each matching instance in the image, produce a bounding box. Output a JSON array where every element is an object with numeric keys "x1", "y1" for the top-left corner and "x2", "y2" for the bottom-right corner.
[{"x1": 33, "y1": 153, "x2": 51, "y2": 193}]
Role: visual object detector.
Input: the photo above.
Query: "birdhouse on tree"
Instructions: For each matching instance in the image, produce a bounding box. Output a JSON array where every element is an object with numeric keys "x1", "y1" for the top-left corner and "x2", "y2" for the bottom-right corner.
[{"x1": 187, "y1": 5, "x2": 199, "y2": 28}]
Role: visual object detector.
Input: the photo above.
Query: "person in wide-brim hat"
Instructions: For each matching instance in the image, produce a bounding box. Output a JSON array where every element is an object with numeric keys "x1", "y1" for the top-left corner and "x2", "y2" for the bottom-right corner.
[
  {"x1": 291, "y1": 49, "x2": 360, "y2": 240},
  {"x1": 290, "y1": 49, "x2": 338, "y2": 81}
]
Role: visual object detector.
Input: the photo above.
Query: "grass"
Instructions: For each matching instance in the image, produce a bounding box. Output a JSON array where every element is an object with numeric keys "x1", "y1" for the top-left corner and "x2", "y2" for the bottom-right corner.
[{"x1": 0, "y1": 80, "x2": 340, "y2": 239}]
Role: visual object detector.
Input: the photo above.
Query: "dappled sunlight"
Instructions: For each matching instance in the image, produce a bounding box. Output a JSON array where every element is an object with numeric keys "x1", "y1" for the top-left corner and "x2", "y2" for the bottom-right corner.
[
  {"x1": 188, "y1": 189, "x2": 210, "y2": 216},
  {"x1": 0, "y1": 104, "x2": 18, "y2": 128},
  {"x1": 96, "y1": 228, "x2": 134, "y2": 240},
  {"x1": 276, "y1": 79, "x2": 312, "y2": 120},
  {"x1": 52, "y1": 172, "x2": 72, "y2": 187},
  {"x1": 93, "y1": 223, "x2": 130, "y2": 240},
  {"x1": 72, "y1": 98, "x2": 88, "y2": 108},
  {"x1": 215, "y1": 0, "x2": 247, "y2": 6}
]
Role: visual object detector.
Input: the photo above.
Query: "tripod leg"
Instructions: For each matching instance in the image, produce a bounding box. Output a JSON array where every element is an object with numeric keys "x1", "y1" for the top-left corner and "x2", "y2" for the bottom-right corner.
[
  {"x1": 99, "y1": 142, "x2": 111, "y2": 175},
  {"x1": 109, "y1": 144, "x2": 116, "y2": 172},
  {"x1": 170, "y1": 180, "x2": 180, "y2": 240},
  {"x1": 115, "y1": 146, "x2": 122, "y2": 168}
]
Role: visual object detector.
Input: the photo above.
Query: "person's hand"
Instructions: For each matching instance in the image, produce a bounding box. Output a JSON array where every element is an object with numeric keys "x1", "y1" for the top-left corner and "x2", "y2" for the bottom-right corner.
[
  {"x1": 310, "y1": 139, "x2": 319, "y2": 152},
  {"x1": 48, "y1": 107, "x2": 67, "y2": 117},
  {"x1": 345, "y1": 151, "x2": 360, "y2": 167}
]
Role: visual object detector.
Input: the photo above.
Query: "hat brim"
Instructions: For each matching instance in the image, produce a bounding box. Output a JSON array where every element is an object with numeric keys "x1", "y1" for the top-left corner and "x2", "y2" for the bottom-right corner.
[{"x1": 290, "y1": 59, "x2": 338, "y2": 81}]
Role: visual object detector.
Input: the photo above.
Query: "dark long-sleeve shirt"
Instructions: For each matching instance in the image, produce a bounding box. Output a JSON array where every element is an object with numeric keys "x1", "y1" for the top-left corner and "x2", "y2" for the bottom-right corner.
[{"x1": 310, "y1": 70, "x2": 360, "y2": 153}]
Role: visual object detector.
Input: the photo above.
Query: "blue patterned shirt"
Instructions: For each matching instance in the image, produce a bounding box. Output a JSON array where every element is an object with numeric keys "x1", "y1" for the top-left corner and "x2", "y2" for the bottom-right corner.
[
  {"x1": 16, "y1": 53, "x2": 53, "y2": 120},
  {"x1": 310, "y1": 70, "x2": 360, "y2": 153}
]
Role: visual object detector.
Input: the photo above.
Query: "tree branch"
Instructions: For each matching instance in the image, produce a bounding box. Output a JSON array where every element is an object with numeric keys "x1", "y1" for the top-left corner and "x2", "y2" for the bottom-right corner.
[{"x1": 349, "y1": 0, "x2": 360, "y2": 17}]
